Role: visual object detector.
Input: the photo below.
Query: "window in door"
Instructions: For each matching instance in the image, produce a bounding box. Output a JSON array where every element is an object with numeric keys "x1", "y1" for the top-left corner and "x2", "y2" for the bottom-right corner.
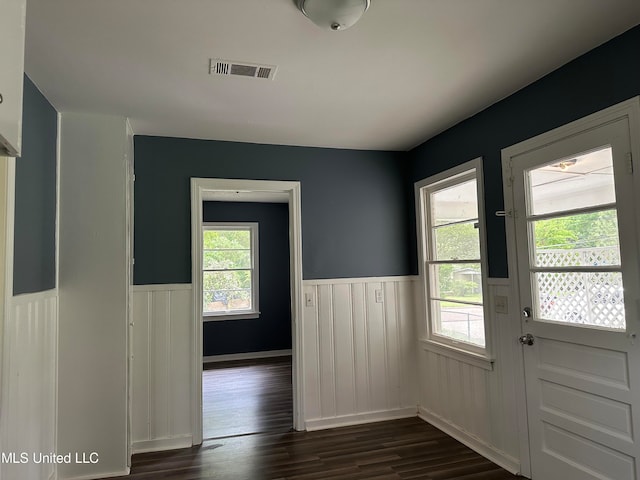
[
  {"x1": 416, "y1": 158, "x2": 490, "y2": 356},
  {"x1": 527, "y1": 146, "x2": 625, "y2": 329},
  {"x1": 202, "y1": 223, "x2": 259, "y2": 320}
]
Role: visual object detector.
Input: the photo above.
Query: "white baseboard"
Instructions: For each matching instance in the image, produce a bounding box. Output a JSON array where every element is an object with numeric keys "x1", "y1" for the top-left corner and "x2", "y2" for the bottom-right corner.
[
  {"x1": 132, "y1": 435, "x2": 193, "y2": 454},
  {"x1": 63, "y1": 467, "x2": 130, "y2": 480},
  {"x1": 203, "y1": 349, "x2": 292, "y2": 363},
  {"x1": 305, "y1": 407, "x2": 417, "y2": 431},
  {"x1": 418, "y1": 407, "x2": 521, "y2": 475}
]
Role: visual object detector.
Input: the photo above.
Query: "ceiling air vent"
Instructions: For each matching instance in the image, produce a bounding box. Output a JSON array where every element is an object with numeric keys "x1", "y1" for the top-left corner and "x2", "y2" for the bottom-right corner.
[{"x1": 209, "y1": 59, "x2": 278, "y2": 80}]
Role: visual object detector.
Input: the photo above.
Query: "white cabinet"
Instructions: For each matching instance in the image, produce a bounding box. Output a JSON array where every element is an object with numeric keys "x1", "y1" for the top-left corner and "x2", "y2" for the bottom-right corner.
[{"x1": 0, "y1": 0, "x2": 27, "y2": 157}]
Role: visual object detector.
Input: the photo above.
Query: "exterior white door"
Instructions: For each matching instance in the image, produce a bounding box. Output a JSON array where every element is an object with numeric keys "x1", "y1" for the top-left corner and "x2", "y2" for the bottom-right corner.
[{"x1": 504, "y1": 102, "x2": 640, "y2": 480}]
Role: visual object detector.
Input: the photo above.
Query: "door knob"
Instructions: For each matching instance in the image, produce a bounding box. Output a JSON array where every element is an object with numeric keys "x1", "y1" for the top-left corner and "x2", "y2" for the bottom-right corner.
[
  {"x1": 522, "y1": 307, "x2": 532, "y2": 318},
  {"x1": 519, "y1": 333, "x2": 535, "y2": 346}
]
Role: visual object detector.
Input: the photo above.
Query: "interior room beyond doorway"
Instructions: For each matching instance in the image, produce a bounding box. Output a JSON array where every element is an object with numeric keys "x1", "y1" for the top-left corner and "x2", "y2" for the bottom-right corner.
[{"x1": 202, "y1": 356, "x2": 293, "y2": 439}]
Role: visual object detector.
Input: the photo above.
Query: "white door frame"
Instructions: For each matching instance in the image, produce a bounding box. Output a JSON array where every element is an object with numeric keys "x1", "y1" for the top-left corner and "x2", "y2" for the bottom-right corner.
[
  {"x1": 125, "y1": 121, "x2": 134, "y2": 466},
  {"x1": 190, "y1": 178, "x2": 305, "y2": 444},
  {"x1": 501, "y1": 96, "x2": 640, "y2": 478}
]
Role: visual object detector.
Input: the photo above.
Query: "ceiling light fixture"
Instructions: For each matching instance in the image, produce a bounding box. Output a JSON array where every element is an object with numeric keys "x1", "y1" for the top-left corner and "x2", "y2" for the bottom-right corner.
[
  {"x1": 297, "y1": 0, "x2": 370, "y2": 31},
  {"x1": 551, "y1": 158, "x2": 578, "y2": 170}
]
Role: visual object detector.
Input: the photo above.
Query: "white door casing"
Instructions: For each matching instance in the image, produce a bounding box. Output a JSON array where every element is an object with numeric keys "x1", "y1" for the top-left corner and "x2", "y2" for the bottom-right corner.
[
  {"x1": 190, "y1": 178, "x2": 305, "y2": 445},
  {"x1": 503, "y1": 98, "x2": 640, "y2": 480}
]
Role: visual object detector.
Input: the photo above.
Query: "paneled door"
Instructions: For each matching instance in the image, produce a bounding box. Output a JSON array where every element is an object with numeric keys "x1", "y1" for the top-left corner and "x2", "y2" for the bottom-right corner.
[{"x1": 505, "y1": 104, "x2": 640, "y2": 480}]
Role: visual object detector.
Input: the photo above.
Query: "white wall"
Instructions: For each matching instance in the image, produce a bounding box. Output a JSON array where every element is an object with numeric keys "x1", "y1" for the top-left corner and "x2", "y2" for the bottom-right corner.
[
  {"x1": 130, "y1": 276, "x2": 524, "y2": 474},
  {"x1": 131, "y1": 285, "x2": 192, "y2": 453},
  {"x1": 129, "y1": 276, "x2": 418, "y2": 445},
  {"x1": 416, "y1": 279, "x2": 522, "y2": 473},
  {"x1": 0, "y1": 158, "x2": 8, "y2": 407},
  {"x1": 0, "y1": 290, "x2": 58, "y2": 480},
  {"x1": 57, "y1": 113, "x2": 131, "y2": 479},
  {"x1": 302, "y1": 276, "x2": 418, "y2": 429}
]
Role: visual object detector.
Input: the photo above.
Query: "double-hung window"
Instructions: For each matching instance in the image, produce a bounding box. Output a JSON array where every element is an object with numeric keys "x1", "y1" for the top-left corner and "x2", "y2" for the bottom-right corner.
[
  {"x1": 416, "y1": 158, "x2": 490, "y2": 359},
  {"x1": 202, "y1": 223, "x2": 259, "y2": 320}
]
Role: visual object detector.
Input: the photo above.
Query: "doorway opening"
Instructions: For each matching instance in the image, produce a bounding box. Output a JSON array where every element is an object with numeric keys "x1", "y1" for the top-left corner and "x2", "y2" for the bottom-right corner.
[
  {"x1": 203, "y1": 356, "x2": 292, "y2": 439},
  {"x1": 190, "y1": 178, "x2": 305, "y2": 445},
  {"x1": 200, "y1": 199, "x2": 293, "y2": 439}
]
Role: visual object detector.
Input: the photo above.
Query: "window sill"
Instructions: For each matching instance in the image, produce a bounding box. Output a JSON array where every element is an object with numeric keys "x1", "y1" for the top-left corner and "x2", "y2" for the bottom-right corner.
[
  {"x1": 203, "y1": 311, "x2": 260, "y2": 321},
  {"x1": 420, "y1": 339, "x2": 494, "y2": 371}
]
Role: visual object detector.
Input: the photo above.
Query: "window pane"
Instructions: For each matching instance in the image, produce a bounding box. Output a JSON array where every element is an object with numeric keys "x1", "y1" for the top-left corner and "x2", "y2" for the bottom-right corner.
[
  {"x1": 434, "y1": 222, "x2": 480, "y2": 261},
  {"x1": 431, "y1": 299, "x2": 485, "y2": 347},
  {"x1": 528, "y1": 147, "x2": 616, "y2": 216},
  {"x1": 203, "y1": 249, "x2": 251, "y2": 269},
  {"x1": 533, "y1": 210, "x2": 620, "y2": 267},
  {"x1": 203, "y1": 270, "x2": 251, "y2": 292},
  {"x1": 204, "y1": 289, "x2": 252, "y2": 313},
  {"x1": 431, "y1": 179, "x2": 478, "y2": 225},
  {"x1": 535, "y1": 271, "x2": 624, "y2": 329},
  {"x1": 203, "y1": 229, "x2": 250, "y2": 249},
  {"x1": 431, "y1": 263, "x2": 483, "y2": 303}
]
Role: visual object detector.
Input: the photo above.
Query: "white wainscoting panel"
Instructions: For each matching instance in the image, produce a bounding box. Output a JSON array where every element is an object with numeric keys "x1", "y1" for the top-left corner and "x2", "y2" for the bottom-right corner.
[
  {"x1": 416, "y1": 279, "x2": 522, "y2": 474},
  {"x1": 1, "y1": 290, "x2": 57, "y2": 480},
  {"x1": 131, "y1": 284, "x2": 192, "y2": 453},
  {"x1": 303, "y1": 277, "x2": 418, "y2": 430}
]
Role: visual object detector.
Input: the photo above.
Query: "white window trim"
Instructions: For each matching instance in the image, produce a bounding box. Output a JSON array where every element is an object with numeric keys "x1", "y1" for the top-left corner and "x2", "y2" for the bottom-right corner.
[
  {"x1": 415, "y1": 157, "x2": 493, "y2": 367},
  {"x1": 202, "y1": 222, "x2": 260, "y2": 321}
]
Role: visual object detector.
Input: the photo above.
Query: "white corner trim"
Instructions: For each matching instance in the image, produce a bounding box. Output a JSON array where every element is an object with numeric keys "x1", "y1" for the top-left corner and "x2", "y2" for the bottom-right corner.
[
  {"x1": 131, "y1": 283, "x2": 193, "y2": 292},
  {"x1": 305, "y1": 407, "x2": 417, "y2": 432},
  {"x1": 3, "y1": 157, "x2": 15, "y2": 301},
  {"x1": 303, "y1": 275, "x2": 418, "y2": 285},
  {"x1": 56, "y1": 112, "x2": 62, "y2": 293},
  {"x1": 418, "y1": 407, "x2": 521, "y2": 475},
  {"x1": 132, "y1": 435, "x2": 193, "y2": 454},
  {"x1": 203, "y1": 349, "x2": 292, "y2": 363}
]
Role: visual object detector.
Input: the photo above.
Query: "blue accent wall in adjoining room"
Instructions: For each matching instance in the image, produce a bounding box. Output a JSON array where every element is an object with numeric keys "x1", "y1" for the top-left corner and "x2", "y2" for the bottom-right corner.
[
  {"x1": 13, "y1": 76, "x2": 58, "y2": 295},
  {"x1": 133, "y1": 139, "x2": 411, "y2": 284},
  {"x1": 202, "y1": 201, "x2": 291, "y2": 356},
  {"x1": 408, "y1": 25, "x2": 640, "y2": 278}
]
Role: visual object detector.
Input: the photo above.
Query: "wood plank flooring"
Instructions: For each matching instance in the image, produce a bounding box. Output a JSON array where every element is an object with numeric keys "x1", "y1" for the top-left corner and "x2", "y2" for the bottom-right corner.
[
  {"x1": 203, "y1": 356, "x2": 293, "y2": 439},
  {"x1": 102, "y1": 356, "x2": 523, "y2": 479},
  {"x1": 113, "y1": 418, "x2": 523, "y2": 480}
]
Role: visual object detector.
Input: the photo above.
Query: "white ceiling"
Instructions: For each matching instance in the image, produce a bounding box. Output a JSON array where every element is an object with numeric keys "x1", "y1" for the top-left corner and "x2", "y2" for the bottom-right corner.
[{"x1": 24, "y1": 0, "x2": 640, "y2": 151}]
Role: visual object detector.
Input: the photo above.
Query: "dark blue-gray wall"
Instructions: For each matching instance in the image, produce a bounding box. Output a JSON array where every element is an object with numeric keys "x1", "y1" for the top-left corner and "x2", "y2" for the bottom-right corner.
[
  {"x1": 133, "y1": 139, "x2": 411, "y2": 283},
  {"x1": 202, "y1": 201, "x2": 291, "y2": 356},
  {"x1": 13, "y1": 76, "x2": 57, "y2": 295},
  {"x1": 134, "y1": 25, "x2": 640, "y2": 284},
  {"x1": 408, "y1": 25, "x2": 640, "y2": 278}
]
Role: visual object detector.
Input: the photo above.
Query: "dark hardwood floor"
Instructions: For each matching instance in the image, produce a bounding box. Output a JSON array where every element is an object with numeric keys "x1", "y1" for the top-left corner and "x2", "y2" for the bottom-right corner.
[
  {"x1": 102, "y1": 357, "x2": 523, "y2": 479},
  {"x1": 203, "y1": 356, "x2": 293, "y2": 439}
]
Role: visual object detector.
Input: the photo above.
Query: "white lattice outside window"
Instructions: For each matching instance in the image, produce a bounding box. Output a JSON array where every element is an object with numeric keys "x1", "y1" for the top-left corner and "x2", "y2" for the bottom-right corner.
[{"x1": 527, "y1": 146, "x2": 626, "y2": 330}]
